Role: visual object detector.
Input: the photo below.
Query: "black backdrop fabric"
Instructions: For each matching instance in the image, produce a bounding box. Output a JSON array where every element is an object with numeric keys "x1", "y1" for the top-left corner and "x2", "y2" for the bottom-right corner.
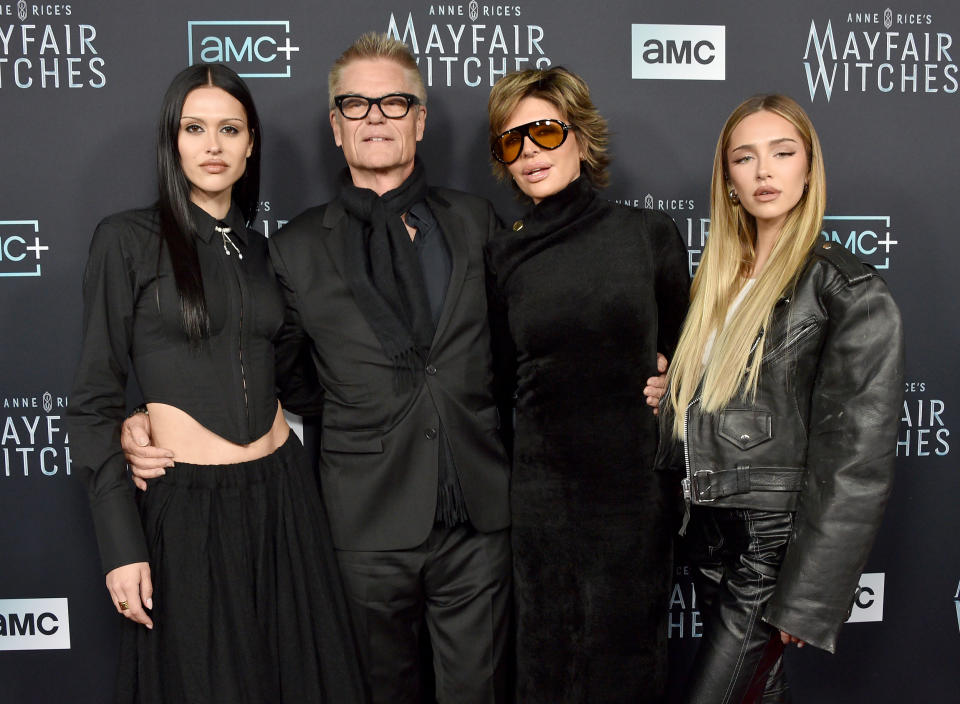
[{"x1": 1, "y1": 1, "x2": 957, "y2": 701}]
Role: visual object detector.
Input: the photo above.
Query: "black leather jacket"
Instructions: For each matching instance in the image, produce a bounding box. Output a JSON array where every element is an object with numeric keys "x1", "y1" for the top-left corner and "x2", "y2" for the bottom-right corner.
[{"x1": 655, "y1": 241, "x2": 904, "y2": 653}]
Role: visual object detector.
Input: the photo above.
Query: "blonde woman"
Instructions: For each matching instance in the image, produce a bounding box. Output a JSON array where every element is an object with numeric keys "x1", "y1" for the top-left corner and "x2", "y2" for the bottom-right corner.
[{"x1": 656, "y1": 95, "x2": 903, "y2": 703}]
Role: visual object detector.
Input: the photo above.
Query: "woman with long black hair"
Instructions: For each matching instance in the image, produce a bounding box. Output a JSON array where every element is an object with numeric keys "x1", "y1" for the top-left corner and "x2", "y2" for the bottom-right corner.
[{"x1": 67, "y1": 64, "x2": 365, "y2": 703}]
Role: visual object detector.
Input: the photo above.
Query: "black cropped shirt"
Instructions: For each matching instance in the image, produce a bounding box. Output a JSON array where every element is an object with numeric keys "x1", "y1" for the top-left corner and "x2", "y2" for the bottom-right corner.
[{"x1": 68, "y1": 203, "x2": 284, "y2": 572}]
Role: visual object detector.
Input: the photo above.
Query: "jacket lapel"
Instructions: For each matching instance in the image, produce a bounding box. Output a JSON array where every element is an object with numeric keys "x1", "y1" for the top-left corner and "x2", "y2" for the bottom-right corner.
[
  {"x1": 318, "y1": 200, "x2": 389, "y2": 350},
  {"x1": 321, "y1": 200, "x2": 350, "y2": 283},
  {"x1": 427, "y1": 190, "x2": 470, "y2": 349}
]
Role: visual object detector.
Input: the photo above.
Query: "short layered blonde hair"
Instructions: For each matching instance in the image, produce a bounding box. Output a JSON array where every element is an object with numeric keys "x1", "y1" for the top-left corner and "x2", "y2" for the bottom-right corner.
[
  {"x1": 487, "y1": 66, "x2": 610, "y2": 189},
  {"x1": 328, "y1": 32, "x2": 426, "y2": 109}
]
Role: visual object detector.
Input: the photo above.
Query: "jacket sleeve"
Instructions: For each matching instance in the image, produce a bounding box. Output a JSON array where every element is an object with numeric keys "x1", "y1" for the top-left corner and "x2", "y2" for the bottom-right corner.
[
  {"x1": 268, "y1": 232, "x2": 326, "y2": 418},
  {"x1": 483, "y1": 204, "x2": 517, "y2": 456},
  {"x1": 67, "y1": 219, "x2": 150, "y2": 574},
  {"x1": 650, "y1": 210, "x2": 691, "y2": 360},
  {"x1": 648, "y1": 211, "x2": 690, "y2": 477},
  {"x1": 763, "y1": 272, "x2": 904, "y2": 653}
]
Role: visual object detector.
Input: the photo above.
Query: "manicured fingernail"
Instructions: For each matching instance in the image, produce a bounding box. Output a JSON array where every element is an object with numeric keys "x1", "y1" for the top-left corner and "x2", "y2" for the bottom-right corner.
[
  {"x1": 145, "y1": 598, "x2": 153, "y2": 609},
  {"x1": 138, "y1": 439, "x2": 147, "y2": 446}
]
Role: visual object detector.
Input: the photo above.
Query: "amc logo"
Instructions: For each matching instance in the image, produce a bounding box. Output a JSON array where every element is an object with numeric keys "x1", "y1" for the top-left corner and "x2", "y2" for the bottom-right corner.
[
  {"x1": 821, "y1": 215, "x2": 897, "y2": 270},
  {"x1": 846, "y1": 573, "x2": 885, "y2": 624},
  {"x1": 0, "y1": 598, "x2": 70, "y2": 650},
  {"x1": 631, "y1": 24, "x2": 725, "y2": 81},
  {"x1": 0, "y1": 220, "x2": 47, "y2": 278},
  {"x1": 188, "y1": 21, "x2": 300, "y2": 78}
]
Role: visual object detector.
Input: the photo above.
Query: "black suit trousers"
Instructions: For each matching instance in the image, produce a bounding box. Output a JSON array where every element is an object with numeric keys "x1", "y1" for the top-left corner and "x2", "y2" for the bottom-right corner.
[{"x1": 335, "y1": 523, "x2": 512, "y2": 704}]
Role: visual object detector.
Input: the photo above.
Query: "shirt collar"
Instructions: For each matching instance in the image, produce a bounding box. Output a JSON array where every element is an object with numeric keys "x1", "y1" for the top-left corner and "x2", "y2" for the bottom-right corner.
[
  {"x1": 405, "y1": 200, "x2": 436, "y2": 238},
  {"x1": 190, "y1": 201, "x2": 248, "y2": 245}
]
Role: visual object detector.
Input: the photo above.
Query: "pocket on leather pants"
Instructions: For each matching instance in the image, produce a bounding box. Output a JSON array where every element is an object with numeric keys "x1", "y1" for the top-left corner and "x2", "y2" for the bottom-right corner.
[
  {"x1": 738, "y1": 509, "x2": 793, "y2": 581},
  {"x1": 687, "y1": 505, "x2": 725, "y2": 560}
]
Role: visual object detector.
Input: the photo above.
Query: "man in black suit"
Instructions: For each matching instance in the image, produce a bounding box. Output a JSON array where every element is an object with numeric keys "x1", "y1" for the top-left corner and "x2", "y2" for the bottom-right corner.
[
  {"x1": 267, "y1": 32, "x2": 512, "y2": 704},
  {"x1": 124, "y1": 32, "x2": 512, "y2": 704}
]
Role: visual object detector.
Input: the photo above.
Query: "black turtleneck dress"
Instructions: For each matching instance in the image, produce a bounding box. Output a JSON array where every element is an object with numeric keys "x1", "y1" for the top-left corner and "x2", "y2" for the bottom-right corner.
[{"x1": 487, "y1": 178, "x2": 690, "y2": 703}]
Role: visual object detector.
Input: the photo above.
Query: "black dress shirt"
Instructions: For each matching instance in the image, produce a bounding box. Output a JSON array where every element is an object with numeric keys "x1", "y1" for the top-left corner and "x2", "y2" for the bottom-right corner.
[
  {"x1": 67, "y1": 203, "x2": 284, "y2": 572},
  {"x1": 406, "y1": 201, "x2": 451, "y2": 325}
]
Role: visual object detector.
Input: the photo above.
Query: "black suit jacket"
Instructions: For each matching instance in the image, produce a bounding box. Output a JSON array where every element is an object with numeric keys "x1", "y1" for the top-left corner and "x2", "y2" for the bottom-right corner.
[{"x1": 269, "y1": 187, "x2": 511, "y2": 551}]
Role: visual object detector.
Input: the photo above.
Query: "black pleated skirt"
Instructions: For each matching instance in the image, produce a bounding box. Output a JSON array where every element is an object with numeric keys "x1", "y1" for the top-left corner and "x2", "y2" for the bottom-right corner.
[{"x1": 115, "y1": 434, "x2": 367, "y2": 704}]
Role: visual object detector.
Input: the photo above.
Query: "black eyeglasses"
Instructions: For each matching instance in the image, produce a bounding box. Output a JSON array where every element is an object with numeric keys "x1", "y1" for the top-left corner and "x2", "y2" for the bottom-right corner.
[
  {"x1": 491, "y1": 119, "x2": 576, "y2": 164},
  {"x1": 334, "y1": 93, "x2": 421, "y2": 120}
]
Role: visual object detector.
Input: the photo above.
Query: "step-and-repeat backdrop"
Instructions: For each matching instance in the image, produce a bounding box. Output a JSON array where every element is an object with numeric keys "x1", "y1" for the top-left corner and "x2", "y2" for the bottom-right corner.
[{"x1": 1, "y1": 1, "x2": 957, "y2": 701}]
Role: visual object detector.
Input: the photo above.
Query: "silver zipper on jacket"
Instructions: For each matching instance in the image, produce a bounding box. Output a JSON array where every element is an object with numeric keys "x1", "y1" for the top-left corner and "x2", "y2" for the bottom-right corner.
[
  {"x1": 679, "y1": 393, "x2": 700, "y2": 535},
  {"x1": 239, "y1": 304, "x2": 248, "y2": 424},
  {"x1": 238, "y1": 283, "x2": 249, "y2": 426},
  {"x1": 217, "y1": 222, "x2": 250, "y2": 427},
  {"x1": 224, "y1": 249, "x2": 250, "y2": 428}
]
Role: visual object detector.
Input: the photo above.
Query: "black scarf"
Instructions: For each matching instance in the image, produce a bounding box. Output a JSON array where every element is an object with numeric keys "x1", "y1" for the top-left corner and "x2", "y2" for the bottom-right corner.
[
  {"x1": 339, "y1": 159, "x2": 434, "y2": 392},
  {"x1": 487, "y1": 175, "x2": 599, "y2": 289}
]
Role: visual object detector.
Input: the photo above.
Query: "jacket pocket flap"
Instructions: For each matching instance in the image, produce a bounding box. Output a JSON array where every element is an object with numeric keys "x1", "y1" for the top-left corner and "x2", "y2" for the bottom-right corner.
[
  {"x1": 322, "y1": 430, "x2": 384, "y2": 454},
  {"x1": 718, "y1": 409, "x2": 773, "y2": 450}
]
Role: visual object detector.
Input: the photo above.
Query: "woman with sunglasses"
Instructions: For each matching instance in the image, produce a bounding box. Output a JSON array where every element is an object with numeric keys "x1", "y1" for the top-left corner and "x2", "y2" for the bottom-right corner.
[
  {"x1": 486, "y1": 67, "x2": 690, "y2": 703},
  {"x1": 67, "y1": 64, "x2": 365, "y2": 703},
  {"x1": 657, "y1": 95, "x2": 902, "y2": 703}
]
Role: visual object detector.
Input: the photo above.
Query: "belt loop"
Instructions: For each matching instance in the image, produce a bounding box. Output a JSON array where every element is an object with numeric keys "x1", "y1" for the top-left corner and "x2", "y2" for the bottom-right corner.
[{"x1": 736, "y1": 464, "x2": 751, "y2": 494}]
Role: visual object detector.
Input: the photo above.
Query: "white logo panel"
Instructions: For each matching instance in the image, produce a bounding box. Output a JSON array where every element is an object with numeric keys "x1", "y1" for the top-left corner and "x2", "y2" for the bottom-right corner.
[
  {"x1": 846, "y1": 573, "x2": 885, "y2": 623},
  {"x1": 0, "y1": 598, "x2": 70, "y2": 650},
  {"x1": 632, "y1": 24, "x2": 725, "y2": 80}
]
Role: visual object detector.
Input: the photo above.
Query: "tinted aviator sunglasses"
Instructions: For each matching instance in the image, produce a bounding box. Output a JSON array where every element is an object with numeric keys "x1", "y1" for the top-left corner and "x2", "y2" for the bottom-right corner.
[
  {"x1": 492, "y1": 119, "x2": 576, "y2": 164},
  {"x1": 334, "y1": 93, "x2": 421, "y2": 120}
]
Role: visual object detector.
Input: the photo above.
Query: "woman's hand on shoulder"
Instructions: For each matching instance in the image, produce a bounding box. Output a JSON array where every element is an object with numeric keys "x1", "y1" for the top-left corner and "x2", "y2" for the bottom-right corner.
[{"x1": 105, "y1": 562, "x2": 153, "y2": 629}]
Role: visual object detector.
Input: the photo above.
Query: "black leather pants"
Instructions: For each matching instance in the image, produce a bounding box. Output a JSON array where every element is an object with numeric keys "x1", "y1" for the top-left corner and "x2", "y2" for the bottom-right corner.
[{"x1": 681, "y1": 506, "x2": 794, "y2": 704}]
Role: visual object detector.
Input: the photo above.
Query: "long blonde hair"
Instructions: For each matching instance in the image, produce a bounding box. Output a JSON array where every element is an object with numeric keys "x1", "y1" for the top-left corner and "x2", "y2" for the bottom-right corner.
[{"x1": 666, "y1": 94, "x2": 826, "y2": 437}]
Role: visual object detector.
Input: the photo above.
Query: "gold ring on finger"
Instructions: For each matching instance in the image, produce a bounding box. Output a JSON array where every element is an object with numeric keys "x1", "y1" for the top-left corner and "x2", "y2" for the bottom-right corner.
[{"x1": 119, "y1": 600, "x2": 129, "y2": 611}]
